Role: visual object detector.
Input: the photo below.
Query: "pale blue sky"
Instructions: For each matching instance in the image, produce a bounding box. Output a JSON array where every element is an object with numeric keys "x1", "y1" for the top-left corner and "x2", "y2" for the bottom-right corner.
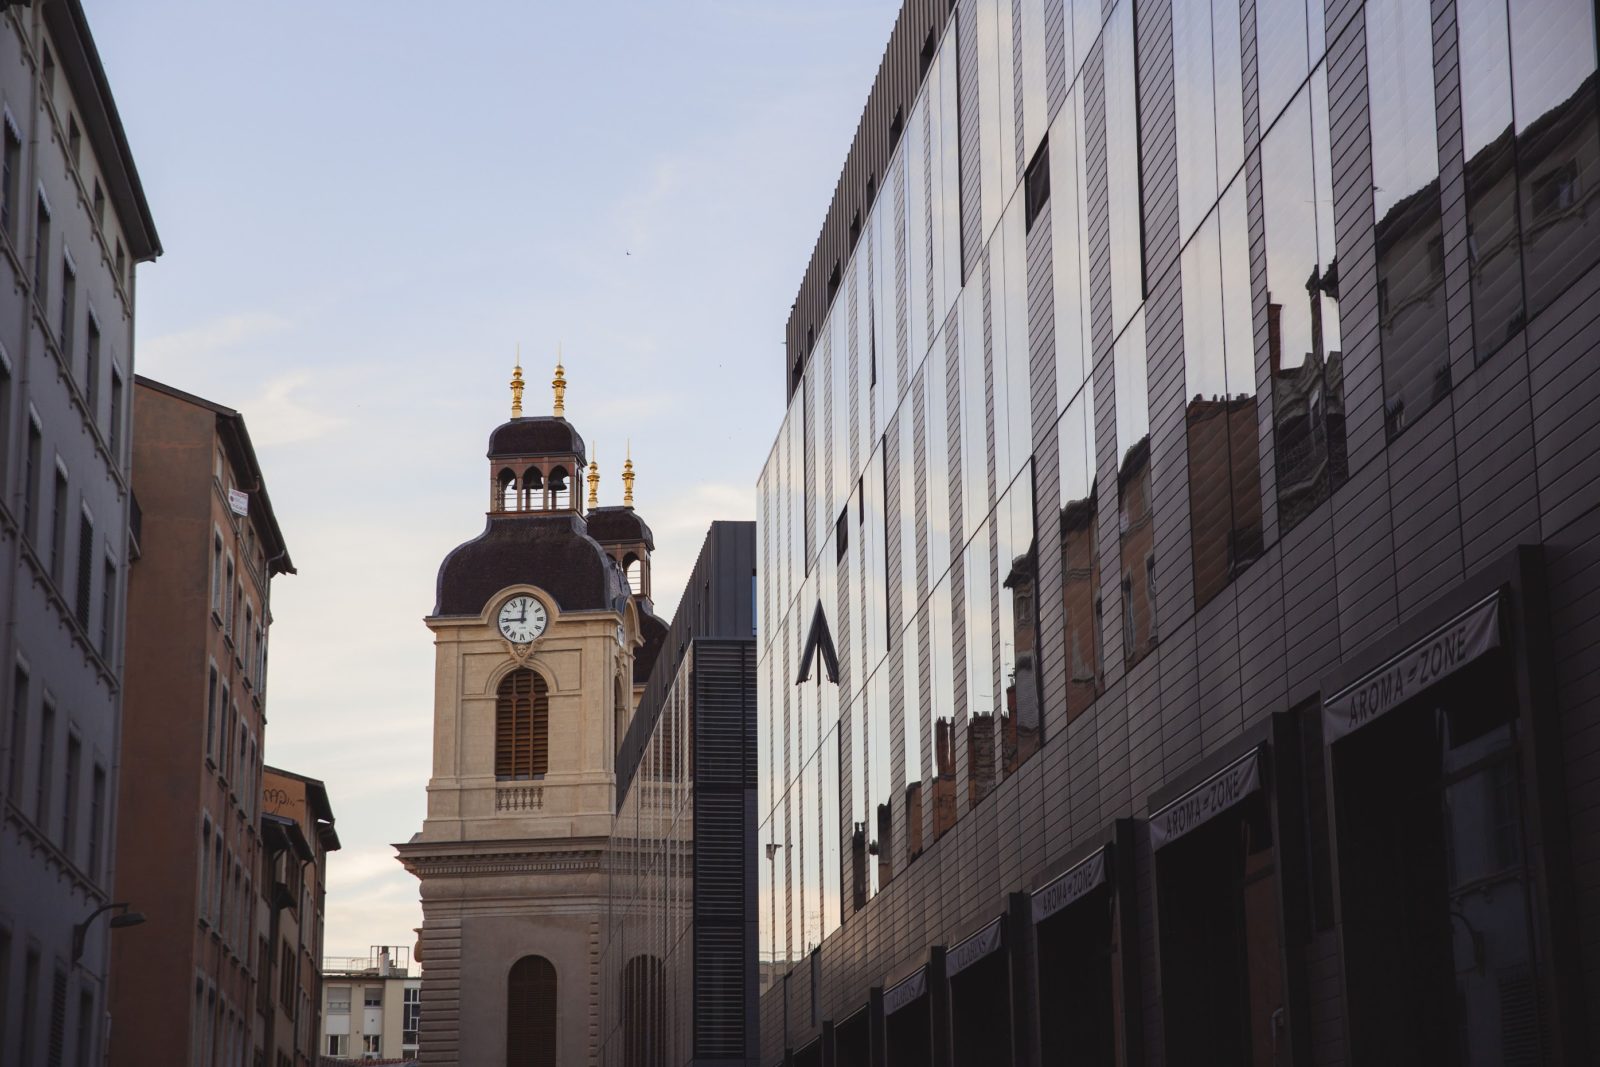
[{"x1": 87, "y1": 0, "x2": 898, "y2": 960}]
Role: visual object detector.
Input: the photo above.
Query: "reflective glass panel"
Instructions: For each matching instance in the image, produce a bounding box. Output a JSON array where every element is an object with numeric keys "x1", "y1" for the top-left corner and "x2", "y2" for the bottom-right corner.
[
  {"x1": 1057, "y1": 384, "x2": 1102, "y2": 721},
  {"x1": 900, "y1": 610, "x2": 926, "y2": 864},
  {"x1": 1256, "y1": 0, "x2": 1310, "y2": 134},
  {"x1": 821, "y1": 724, "x2": 843, "y2": 937},
  {"x1": 1367, "y1": 0, "x2": 1449, "y2": 439},
  {"x1": 1262, "y1": 83, "x2": 1346, "y2": 533},
  {"x1": 997, "y1": 465, "x2": 1040, "y2": 778},
  {"x1": 964, "y1": 516, "x2": 997, "y2": 807},
  {"x1": 1021, "y1": 0, "x2": 1049, "y2": 156},
  {"x1": 869, "y1": 666, "x2": 893, "y2": 890},
  {"x1": 926, "y1": 329, "x2": 955, "y2": 586},
  {"x1": 930, "y1": 575, "x2": 958, "y2": 840},
  {"x1": 1104, "y1": 0, "x2": 1146, "y2": 333},
  {"x1": 1050, "y1": 86, "x2": 1091, "y2": 412},
  {"x1": 1508, "y1": 0, "x2": 1600, "y2": 319},
  {"x1": 959, "y1": 282, "x2": 989, "y2": 545},
  {"x1": 996, "y1": 199, "x2": 1034, "y2": 489},
  {"x1": 1113, "y1": 311, "x2": 1156, "y2": 667},
  {"x1": 1457, "y1": 0, "x2": 1523, "y2": 357},
  {"x1": 1173, "y1": 0, "x2": 1221, "y2": 239},
  {"x1": 895, "y1": 401, "x2": 919, "y2": 631}
]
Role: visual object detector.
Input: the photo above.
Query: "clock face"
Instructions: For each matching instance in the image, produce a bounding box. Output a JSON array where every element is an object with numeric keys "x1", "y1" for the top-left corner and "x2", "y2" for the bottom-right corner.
[{"x1": 497, "y1": 596, "x2": 548, "y2": 644}]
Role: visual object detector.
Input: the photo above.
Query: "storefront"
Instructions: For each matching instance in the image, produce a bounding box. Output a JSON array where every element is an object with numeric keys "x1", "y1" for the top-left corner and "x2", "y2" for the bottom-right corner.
[
  {"x1": 1029, "y1": 822, "x2": 1139, "y2": 1065},
  {"x1": 947, "y1": 917, "x2": 1012, "y2": 1066},
  {"x1": 833, "y1": 1001, "x2": 871, "y2": 1067},
  {"x1": 883, "y1": 962, "x2": 938, "y2": 1067},
  {"x1": 1323, "y1": 552, "x2": 1581, "y2": 1064},
  {"x1": 1150, "y1": 741, "x2": 1286, "y2": 1066}
]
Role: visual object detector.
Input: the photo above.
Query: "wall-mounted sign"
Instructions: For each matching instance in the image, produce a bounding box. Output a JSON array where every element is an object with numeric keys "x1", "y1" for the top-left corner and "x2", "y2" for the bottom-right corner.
[
  {"x1": 1323, "y1": 592, "x2": 1501, "y2": 743},
  {"x1": 228, "y1": 488, "x2": 249, "y2": 517},
  {"x1": 1032, "y1": 847, "x2": 1108, "y2": 924},
  {"x1": 883, "y1": 966, "x2": 928, "y2": 1015},
  {"x1": 1150, "y1": 747, "x2": 1261, "y2": 849},
  {"x1": 946, "y1": 917, "x2": 1004, "y2": 977}
]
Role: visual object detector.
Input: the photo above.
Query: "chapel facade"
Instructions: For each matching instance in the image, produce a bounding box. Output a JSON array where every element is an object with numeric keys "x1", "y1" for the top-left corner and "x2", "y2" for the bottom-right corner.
[{"x1": 396, "y1": 362, "x2": 668, "y2": 1066}]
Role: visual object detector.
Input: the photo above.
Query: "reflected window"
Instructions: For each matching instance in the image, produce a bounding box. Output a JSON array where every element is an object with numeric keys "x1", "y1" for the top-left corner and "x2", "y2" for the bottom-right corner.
[
  {"x1": 1458, "y1": 0, "x2": 1524, "y2": 357},
  {"x1": 1262, "y1": 79, "x2": 1347, "y2": 533},
  {"x1": 999, "y1": 466, "x2": 1040, "y2": 778},
  {"x1": 930, "y1": 579, "x2": 958, "y2": 840},
  {"x1": 1113, "y1": 313, "x2": 1156, "y2": 668},
  {"x1": 1367, "y1": 0, "x2": 1449, "y2": 440},
  {"x1": 1057, "y1": 386, "x2": 1102, "y2": 721},
  {"x1": 1509, "y1": 0, "x2": 1600, "y2": 319},
  {"x1": 1182, "y1": 182, "x2": 1264, "y2": 609},
  {"x1": 965, "y1": 525, "x2": 996, "y2": 809}
]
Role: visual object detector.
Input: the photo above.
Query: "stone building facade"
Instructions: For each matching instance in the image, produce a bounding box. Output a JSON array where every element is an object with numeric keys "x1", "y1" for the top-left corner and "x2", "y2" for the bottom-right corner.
[
  {"x1": 398, "y1": 365, "x2": 668, "y2": 1066},
  {"x1": 0, "y1": 2, "x2": 158, "y2": 1064}
]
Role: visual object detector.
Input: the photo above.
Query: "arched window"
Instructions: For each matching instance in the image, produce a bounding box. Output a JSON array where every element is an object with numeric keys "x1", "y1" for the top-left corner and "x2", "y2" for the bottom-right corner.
[
  {"x1": 521, "y1": 467, "x2": 544, "y2": 510},
  {"x1": 622, "y1": 552, "x2": 643, "y2": 595},
  {"x1": 495, "y1": 669, "x2": 549, "y2": 779},
  {"x1": 548, "y1": 465, "x2": 569, "y2": 509},
  {"x1": 506, "y1": 955, "x2": 557, "y2": 1067},
  {"x1": 621, "y1": 955, "x2": 665, "y2": 1067},
  {"x1": 497, "y1": 468, "x2": 518, "y2": 511}
]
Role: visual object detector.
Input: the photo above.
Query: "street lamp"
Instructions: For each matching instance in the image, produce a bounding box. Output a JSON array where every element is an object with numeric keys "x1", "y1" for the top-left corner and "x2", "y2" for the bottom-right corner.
[{"x1": 71, "y1": 902, "x2": 146, "y2": 963}]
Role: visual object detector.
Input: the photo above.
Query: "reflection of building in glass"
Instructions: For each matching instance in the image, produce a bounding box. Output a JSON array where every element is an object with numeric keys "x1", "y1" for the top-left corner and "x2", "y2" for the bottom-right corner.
[
  {"x1": 1268, "y1": 266, "x2": 1347, "y2": 532},
  {"x1": 1001, "y1": 544, "x2": 1040, "y2": 774},
  {"x1": 1186, "y1": 394, "x2": 1264, "y2": 608},
  {"x1": 755, "y1": 0, "x2": 1600, "y2": 1063},
  {"x1": 1060, "y1": 485, "x2": 1104, "y2": 720},
  {"x1": 1117, "y1": 437, "x2": 1157, "y2": 666}
]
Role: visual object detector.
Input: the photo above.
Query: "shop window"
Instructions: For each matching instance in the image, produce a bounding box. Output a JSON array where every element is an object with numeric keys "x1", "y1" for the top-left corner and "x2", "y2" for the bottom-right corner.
[
  {"x1": 949, "y1": 935, "x2": 1012, "y2": 1066},
  {"x1": 1156, "y1": 774, "x2": 1282, "y2": 1065},
  {"x1": 1334, "y1": 656, "x2": 1548, "y2": 1061},
  {"x1": 1036, "y1": 878, "x2": 1117, "y2": 1064},
  {"x1": 883, "y1": 973, "x2": 931, "y2": 1067}
]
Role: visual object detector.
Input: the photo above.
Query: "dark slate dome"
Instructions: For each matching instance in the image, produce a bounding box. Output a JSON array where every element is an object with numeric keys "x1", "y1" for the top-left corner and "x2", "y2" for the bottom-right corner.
[
  {"x1": 634, "y1": 610, "x2": 669, "y2": 685},
  {"x1": 434, "y1": 513, "x2": 625, "y2": 617},
  {"x1": 487, "y1": 417, "x2": 586, "y2": 462},
  {"x1": 584, "y1": 506, "x2": 655, "y2": 551}
]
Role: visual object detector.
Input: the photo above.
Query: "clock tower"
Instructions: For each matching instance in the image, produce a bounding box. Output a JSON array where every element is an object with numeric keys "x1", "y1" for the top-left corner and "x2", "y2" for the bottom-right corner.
[{"x1": 397, "y1": 361, "x2": 668, "y2": 1066}]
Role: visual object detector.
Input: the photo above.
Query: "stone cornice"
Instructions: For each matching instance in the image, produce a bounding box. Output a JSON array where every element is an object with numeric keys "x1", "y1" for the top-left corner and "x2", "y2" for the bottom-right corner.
[{"x1": 395, "y1": 839, "x2": 608, "y2": 878}]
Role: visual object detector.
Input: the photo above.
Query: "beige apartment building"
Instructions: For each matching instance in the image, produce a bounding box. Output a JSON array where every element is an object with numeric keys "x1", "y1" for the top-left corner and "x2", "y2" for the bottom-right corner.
[{"x1": 319, "y1": 947, "x2": 421, "y2": 1062}]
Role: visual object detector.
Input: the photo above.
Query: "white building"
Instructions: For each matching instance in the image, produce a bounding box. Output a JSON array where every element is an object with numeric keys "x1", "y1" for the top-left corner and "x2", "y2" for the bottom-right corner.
[
  {"x1": 319, "y1": 946, "x2": 421, "y2": 1063},
  {"x1": 0, "y1": 1, "x2": 159, "y2": 1063}
]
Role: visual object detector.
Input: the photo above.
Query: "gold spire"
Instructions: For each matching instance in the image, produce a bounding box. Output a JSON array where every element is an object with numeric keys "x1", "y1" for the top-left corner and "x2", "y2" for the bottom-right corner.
[
  {"x1": 586, "y1": 451, "x2": 600, "y2": 510},
  {"x1": 552, "y1": 352, "x2": 566, "y2": 418},
  {"x1": 509, "y1": 350, "x2": 524, "y2": 418},
  {"x1": 622, "y1": 441, "x2": 635, "y2": 509}
]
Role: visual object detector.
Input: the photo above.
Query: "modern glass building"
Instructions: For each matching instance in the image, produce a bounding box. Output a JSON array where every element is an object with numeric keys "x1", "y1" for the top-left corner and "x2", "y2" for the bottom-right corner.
[
  {"x1": 756, "y1": 0, "x2": 1600, "y2": 1063},
  {"x1": 601, "y1": 521, "x2": 759, "y2": 1066}
]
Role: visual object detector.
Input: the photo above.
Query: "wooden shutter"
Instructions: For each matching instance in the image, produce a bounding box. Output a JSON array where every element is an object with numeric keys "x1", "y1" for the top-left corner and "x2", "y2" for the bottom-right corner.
[
  {"x1": 496, "y1": 670, "x2": 549, "y2": 780},
  {"x1": 506, "y1": 956, "x2": 557, "y2": 1067}
]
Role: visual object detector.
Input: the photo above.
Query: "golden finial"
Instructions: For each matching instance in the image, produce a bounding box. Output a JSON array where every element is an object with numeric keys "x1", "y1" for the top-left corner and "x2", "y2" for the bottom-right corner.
[
  {"x1": 552, "y1": 350, "x2": 566, "y2": 418},
  {"x1": 622, "y1": 440, "x2": 635, "y2": 509},
  {"x1": 509, "y1": 349, "x2": 524, "y2": 418},
  {"x1": 586, "y1": 451, "x2": 600, "y2": 510}
]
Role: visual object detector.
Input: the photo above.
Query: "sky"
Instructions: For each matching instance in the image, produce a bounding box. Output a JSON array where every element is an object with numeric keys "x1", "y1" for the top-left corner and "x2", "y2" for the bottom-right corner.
[{"x1": 85, "y1": 0, "x2": 898, "y2": 962}]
